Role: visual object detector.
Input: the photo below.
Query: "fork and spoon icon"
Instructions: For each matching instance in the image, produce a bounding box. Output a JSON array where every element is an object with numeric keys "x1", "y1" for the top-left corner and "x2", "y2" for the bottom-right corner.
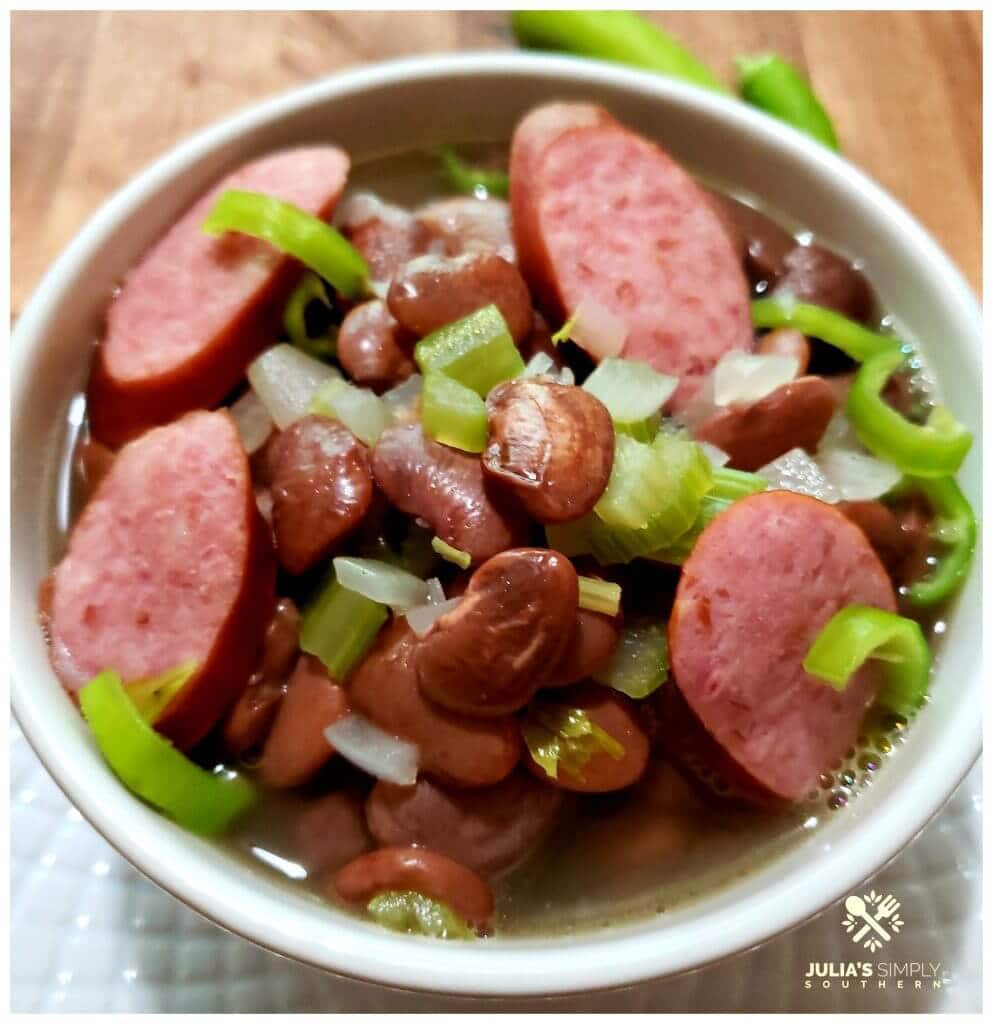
[{"x1": 845, "y1": 894, "x2": 901, "y2": 942}]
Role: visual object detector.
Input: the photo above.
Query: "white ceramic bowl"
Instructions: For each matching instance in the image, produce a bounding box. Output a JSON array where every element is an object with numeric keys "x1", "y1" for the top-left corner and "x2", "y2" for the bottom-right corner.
[{"x1": 11, "y1": 53, "x2": 982, "y2": 997}]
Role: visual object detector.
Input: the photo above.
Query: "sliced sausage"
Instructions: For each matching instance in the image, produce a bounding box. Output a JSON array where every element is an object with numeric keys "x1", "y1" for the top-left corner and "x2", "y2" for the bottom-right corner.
[
  {"x1": 755, "y1": 328, "x2": 811, "y2": 375},
  {"x1": 371, "y1": 423, "x2": 529, "y2": 564},
  {"x1": 348, "y1": 619, "x2": 520, "y2": 787},
  {"x1": 668, "y1": 491, "x2": 897, "y2": 802},
  {"x1": 268, "y1": 415, "x2": 374, "y2": 575},
  {"x1": 417, "y1": 196, "x2": 516, "y2": 264},
  {"x1": 366, "y1": 772, "x2": 563, "y2": 879},
  {"x1": 483, "y1": 377, "x2": 614, "y2": 523},
  {"x1": 294, "y1": 791, "x2": 373, "y2": 878},
  {"x1": 838, "y1": 499, "x2": 933, "y2": 587},
  {"x1": 47, "y1": 411, "x2": 276, "y2": 749},
  {"x1": 334, "y1": 846, "x2": 495, "y2": 934},
  {"x1": 415, "y1": 549, "x2": 578, "y2": 716},
  {"x1": 88, "y1": 148, "x2": 350, "y2": 446},
  {"x1": 336, "y1": 300, "x2": 416, "y2": 392},
  {"x1": 337, "y1": 192, "x2": 440, "y2": 283},
  {"x1": 387, "y1": 251, "x2": 533, "y2": 344},
  {"x1": 772, "y1": 244, "x2": 875, "y2": 323},
  {"x1": 256, "y1": 655, "x2": 348, "y2": 788},
  {"x1": 692, "y1": 375, "x2": 837, "y2": 472},
  {"x1": 510, "y1": 105, "x2": 752, "y2": 409},
  {"x1": 546, "y1": 608, "x2": 622, "y2": 687}
]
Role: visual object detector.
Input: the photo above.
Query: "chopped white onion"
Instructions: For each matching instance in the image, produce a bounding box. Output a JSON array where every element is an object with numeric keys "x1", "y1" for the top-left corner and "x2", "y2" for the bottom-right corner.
[
  {"x1": 676, "y1": 375, "x2": 717, "y2": 432},
  {"x1": 367, "y1": 279, "x2": 390, "y2": 300},
  {"x1": 382, "y1": 374, "x2": 423, "y2": 424},
  {"x1": 229, "y1": 388, "x2": 273, "y2": 455},
  {"x1": 324, "y1": 713, "x2": 418, "y2": 786},
  {"x1": 816, "y1": 448, "x2": 903, "y2": 501},
  {"x1": 314, "y1": 380, "x2": 391, "y2": 447},
  {"x1": 820, "y1": 409, "x2": 861, "y2": 451},
  {"x1": 332, "y1": 556, "x2": 429, "y2": 612},
  {"x1": 334, "y1": 191, "x2": 412, "y2": 231},
  {"x1": 757, "y1": 448, "x2": 840, "y2": 503},
  {"x1": 406, "y1": 596, "x2": 462, "y2": 637},
  {"x1": 425, "y1": 577, "x2": 446, "y2": 605},
  {"x1": 522, "y1": 352, "x2": 556, "y2": 377},
  {"x1": 247, "y1": 344, "x2": 341, "y2": 429},
  {"x1": 712, "y1": 351, "x2": 799, "y2": 407},
  {"x1": 582, "y1": 357, "x2": 678, "y2": 421},
  {"x1": 697, "y1": 441, "x2": 730, "y2": 467},
  {"x1": 567, "y1": 299, "x2": 628, "y2": 360},
  {"x1": 557, "y1": 366, "x2": 576, "y2": 386}
]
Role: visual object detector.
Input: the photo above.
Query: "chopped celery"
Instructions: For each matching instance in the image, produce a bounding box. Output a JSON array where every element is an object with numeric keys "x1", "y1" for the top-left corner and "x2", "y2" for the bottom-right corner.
[
  {"x1": 283, "y1": 272, "x2": 337, "y2": 360},
  {"x1": 615, "y1": 414, "x2": 661, "y2": 442},
  {"x1": 577, "y1": 576, "x2": 622, "y2": 617},
  {"x1": 414, "y1": 305, "x2": 525, "y2": 397},
  {"x1": 550, "y1": 311, "x2": 578, "y2": 345},
  {"x1": 582, "y1": 357, "x2": 678, "y2": 435},
  {"x1": 125, "y1": 660, "x2": 197, "y2": 724},
  {"x1": 309, "y1": 378, "x2": 391, "y2": 446},
  {"x1": 802, "y1": 605, "x2": 931, "y2": 718},
  {"x1": 367, "y1": 890, "x2": 476, "y2": 939},
  {"x1": 79, "y1": 670, "x2": 254, "y2": 835},
  {"x1": 593, "y1": 622, "x2": 668, "y2": 699},
  {"x1": 437, "y1": 146, "x2": 509, "y2": 200},
  {"x1": 431, "y1": 536, "x2": 472, "y2": 570},
  {"x1": 421, "y1": 373, "x2": 489, "y2": 453},
  {"x1": 300, "y1": 572, "x2": 389, "y2": 681},
  {"x1": 202, "y1": 190, "x2": 369, "y2": 298},
  {"x1": 523, "y1": 704, "x2": 625, "y2": 782}
]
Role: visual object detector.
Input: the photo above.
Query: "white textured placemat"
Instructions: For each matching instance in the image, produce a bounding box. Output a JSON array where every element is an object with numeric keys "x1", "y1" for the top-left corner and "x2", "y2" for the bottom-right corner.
[{"x1": 10, "y1": 723, "x2": 981, "y2": 1013}]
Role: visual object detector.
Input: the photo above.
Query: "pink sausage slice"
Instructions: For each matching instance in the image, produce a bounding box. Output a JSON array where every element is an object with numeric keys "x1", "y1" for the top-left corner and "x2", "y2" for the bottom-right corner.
[
  {"x1": 510, "y1": 105, "x2": 752, "y2": 408},
  {"x1": 47, "y1": 410, "x2": 276, "y2": 750},
  {"x1": 88, "y1": 147, "x2": 350, "y2": 446},
  {"x1": 669, "y1": 492, "x2": 896, "y2": 801}
]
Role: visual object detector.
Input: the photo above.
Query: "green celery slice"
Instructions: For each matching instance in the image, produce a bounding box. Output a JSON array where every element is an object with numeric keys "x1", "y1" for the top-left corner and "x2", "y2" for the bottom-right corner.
[
  {"x1": 576, "y1": 576, "x2": 622, "y2": 617},
  {"x1": 431, "y1": 536, "x2": 472, "y2": 570},
  {"x1": 523, "y1": 704, "x2": 625, "y2": 782},
  {"x1": 367, "y1": 890, "x2": 476, "y2": 939},
  {"x1": 593, "y1": 622, "x2": 669, "y2": 699}
]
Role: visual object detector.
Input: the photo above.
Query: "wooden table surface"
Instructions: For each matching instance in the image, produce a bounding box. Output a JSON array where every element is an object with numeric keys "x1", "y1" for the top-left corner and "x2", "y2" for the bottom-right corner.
[{"x1": 11, "y1": 10, "x2": 981, "y2": 317}]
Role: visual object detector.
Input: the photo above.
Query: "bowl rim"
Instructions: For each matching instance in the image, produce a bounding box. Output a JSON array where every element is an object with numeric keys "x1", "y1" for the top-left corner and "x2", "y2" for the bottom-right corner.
[{"x1": 10, "y1": 51, "x2": 982, "y2": 997}]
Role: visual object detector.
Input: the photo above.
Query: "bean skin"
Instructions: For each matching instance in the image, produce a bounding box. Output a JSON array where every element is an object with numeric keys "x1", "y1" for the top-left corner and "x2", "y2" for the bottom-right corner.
[
  {"x1": 483, "y1": 378, "x2": 615, "y2": 523},
  {"x1": 755, "y1": 327, "x2": 811, "y2": 375},
  {"x1": 371, "y1": 423, "x2": 529, "y2": 564},
  {"x1": 693, "y1": 375, "x2": 837, "y2": 472},
  {"x1": 334, "y1": 846, "x2": 495, "y2": 933},
  {"x1": 545, "y1": 607, "x2": 622, "y2": 687},
  {"x1": 838, "y1": 499, "x2": 932, "y2": 586},
  {"x1": 771, "y1": 244, "x2": 875, "y2": 323},
  {"x1": 337, "y1": 300, "x2": 416, "y2": 392},
  {"x1": 416, "y1": 549, "x2": 579, "y2": 717},
  {"x1": 416, "y1": 196, "x2": 516, "y2": 264},
  {"x1": 294, "y1": 791, "x2": 373, "y2": 879},
  {"x1": 387, "y1": 251, "x2": 533, "y2": 343},
  {"x1": 707, "y1": 189, "x2": 795, "y2": 286},
  {"x1": 344, "y1": 208, "x2": 439, "y2": 284},
  {"x1": 348, "y1": 619, "x2": 521, "y2": 787},
  {"x1": 268, "y1": 415, "x2": 374, "y2": 574}
]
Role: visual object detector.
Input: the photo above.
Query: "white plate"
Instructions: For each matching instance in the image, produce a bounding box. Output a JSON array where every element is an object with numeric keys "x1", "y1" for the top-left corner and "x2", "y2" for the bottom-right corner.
[{"x1": 10, "y1": 723, "x2": 980, "y2": 1012}]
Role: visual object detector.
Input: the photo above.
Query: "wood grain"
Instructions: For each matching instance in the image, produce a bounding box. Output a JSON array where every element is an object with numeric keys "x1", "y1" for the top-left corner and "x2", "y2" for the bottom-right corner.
[{"x1": 11, "y1": 10, "x2": 981, "y2": 317}]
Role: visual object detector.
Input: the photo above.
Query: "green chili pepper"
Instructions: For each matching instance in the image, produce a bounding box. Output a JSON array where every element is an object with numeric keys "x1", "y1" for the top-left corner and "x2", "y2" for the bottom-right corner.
[
  {"x1": 902, "y1": 476, "x2": 977, "y2": 608},
  {"x1": 283, "y1": 272, "x2": 337, "y2": 361},
  {"x1": 202, "y1": 190, "x2": 369, "y2": 298},
  {"x1": 736, "y1": 54, "x2": 839, "y2": 150},
  {"x1": 79, "y1": 670, "x2": 255, "y2": 835},
  {"x1": 437, "y1": 146, "x2": 509, "y2": 199},
  {"x1": 510, "y1": 11, "x2": 727, "y2": 94},
  {"x1": 750, "y1": 298, "x2": 901, "y2": 363},
  {"x1": 802, "y1": 605, "x2": 931, "y2": 718},
  {"x1": 846, "y1": 348, "x2": 972, "y2": 478}
]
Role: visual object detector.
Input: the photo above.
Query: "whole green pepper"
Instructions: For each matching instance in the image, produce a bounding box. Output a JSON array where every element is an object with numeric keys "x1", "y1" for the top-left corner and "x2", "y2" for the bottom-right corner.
[
  {"x1": 736, "y1": 53, "x2": 840, "y2": 150},
  {"x1": 510, "y1": 11, "x2": 726, "y2": 94}
]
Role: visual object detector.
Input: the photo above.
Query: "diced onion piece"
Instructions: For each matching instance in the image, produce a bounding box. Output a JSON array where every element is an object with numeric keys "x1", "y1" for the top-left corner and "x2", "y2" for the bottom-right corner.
[
  {"x1": 382, "y1": 374, "x2": 423, "y2": 424},
  {"x1": 582, "y1": 357, "x2": 678, "y2": 425},
  {"x1": 406, "y1": 596, "x2": 462, "y2": 637},
  {"x1": 712, "y1": 350, "x2": 798, "y2": 407},
  {"x1": 247, "y1": 344, "x2": 341, "y2": 429},
  {"x1": 425, "y1": 577, "x2": 446, "y2": 605},
  {"x1": 816, "y1": 448, "x2": 903, "y2": 501},
  {"x1": 557, "y1": 366, "x2": 576, "y2": 386},
  {"x1": 757, "y1": 447, "x2": 840, "y2": 503},
  {"x1": 577, "y1": 576, "x2": 621, "y2": 617},
  {"x1": 431, "y1": 537, "x2": 472, "y2": 569},
  {"x1": 309, "y1": 379, "x2": 391, "y2": 447},
  {"x1": 697, "y1": 441, "x2": 730, "y2": 467},
  {"x1": 332, "y1": 556, "x2": 430, "y2": 612},
  {"x1": 677, "y1": 374, "x2": 717, "y2": 432},
  {"x1": 522, "y1": 352, "x2": 556, "y2": 377},
  {"x1": 324, "y1": 713, "x2": 419, "y2": 786},
  {"x1": 593, "y1": 622, "x2": 668, "y2": 699},
  {"x1": 560, "y1": 299, "x2": 628, "y2": 360},
  {"x1": 820, "y1": 409, "x2": 861, "y2": 451},
  {"x1": 229, "y1": 389, "x2": 274, "y2": 454}
]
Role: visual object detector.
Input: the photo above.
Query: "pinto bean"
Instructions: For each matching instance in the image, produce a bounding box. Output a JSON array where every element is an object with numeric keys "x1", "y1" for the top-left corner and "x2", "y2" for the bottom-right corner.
[
  {"x1": 415, "y1": 549, "x2": 579, "y2": 716},
  {"x1": 838, "y1": 499, "x2": 933, "y2": 586},
  {"x1": 772, "y1": 244, "x2": 875, "y2": 323},
  {"x1": 342, "y1": 200, "x2": 439, "y2": 283},
  {"x1": 707, "y1": 190, "x2": 795, "y2": 286},
  {"x1": 417, "y1": 196, "x2": 516, "y2": 264},
  {"x1": 336, "y1": 300, "x2": 416, "y2": 392},
  {"x1": 755, "y1": 328, "x2": 811, "y2": 375},
  {"x1": 546, "y1": 608, "x2": 622, "y2": 687},
  {"x1": 222, "y1": 597, "x2": 301, "y2": 758},
  {"x1": 334, "y1": 846, "x2": 495, "y2": 933},
  {"x1": 526, "y1": 684, "x2": 650, "y2": 793},
  {"x1": 256, "y1": 655, "x2": 348, "y2": 788},
  {"x1": 387, "y1": 251, "x2": 533, "y2": 344},
  {"x1": 268, "y1": 415, "x2": 374, "y2": 574},
  {"x1": 693, "y1": 375, "x2": 837, "y2": 472},
  {"x1": 483, "y1": 378, "x2": 614, "y2": 523},
  {"x1": 366, "y1": 772, "x2": 563, "y2": 880},
  {"x1": 349, "y1": 619, "x2": 520, "y2": 787},
  {"x1": 371, "y1": 423, "x2": 528, "y2": 564},
  {"x1": 294, "y1": 791, "x2": 373, "y2": 879}
]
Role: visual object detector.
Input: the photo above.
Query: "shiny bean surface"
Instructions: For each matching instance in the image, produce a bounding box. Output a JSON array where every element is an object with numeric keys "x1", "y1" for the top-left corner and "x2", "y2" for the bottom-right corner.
[
  {"x1": 417, "y1": 196, "x2": 516, "y2": 264},
  {"x1": 337, "y1": 300, "x2": 416, "y2": 392},
  {"x1": 416, "y1": 548, "x2": 578, "y2": 716},
  {"x1": 772, "y1": 244, "x2": 875, "y2": 323},
  {"x1": 483, "y1": 378, "x2": 614, "y2": 523},
  {"x1": 546, "y1": 607, "x2": 622, "y2": 687},
  {"x1": 838, "y1": 499, "x2": 933, "y2": 586},
  {"x1": 344, "y1": 207, "x2": 438, "y2": 284},
  {"x1": 708, "y1": 190, "x2": 795, "y2": 286},
  {"x1": 294, "y1": 791, "x2": 373, "y2": 879}
]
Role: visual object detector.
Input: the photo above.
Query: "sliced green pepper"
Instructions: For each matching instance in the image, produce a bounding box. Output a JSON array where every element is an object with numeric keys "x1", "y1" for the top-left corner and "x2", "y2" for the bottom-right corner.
[
  {"x1": 420, "y1": 372, "x2": 489, "y2": 453},
  {"x1": 437, "y1": 146, "x2": 509, "y2": 199},
  {"x1": 79, "y1": 670, "x2": 255, "y2": 835},
  {"x1": 846, "y1": 347, "x2": 972, "y2": 478},
  {"x1": 283, "y1": 272, "x2": 337, "y2": 360},
  {"x1": 802, "y1": 605, "x2": 931, "y2": 718}
]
